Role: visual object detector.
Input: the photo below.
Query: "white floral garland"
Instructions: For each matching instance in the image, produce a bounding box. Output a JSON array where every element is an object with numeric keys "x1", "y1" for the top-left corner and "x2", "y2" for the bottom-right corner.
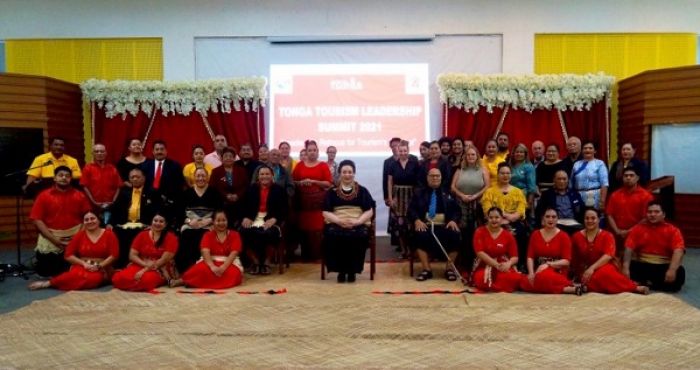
[
  {"x1": 80, "y1": 78, "x2": 267, "y2": 118},
  {"x1": 437, "y1": 73, "x2": 614, "y2": 113}
]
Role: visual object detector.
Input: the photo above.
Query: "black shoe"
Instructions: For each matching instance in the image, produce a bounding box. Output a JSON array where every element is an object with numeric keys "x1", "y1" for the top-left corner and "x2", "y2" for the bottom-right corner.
[
  {"x1": 445, "y1": 270, "x2": 457, "y2": 281},
  {"x1": 416, "y1": 269, "x2": 433, "y2": 281},
  {"x1": 347, "y1": 273, "x2": 356, "y2": 283},
  {"x1": 337, "y1": 273, "x2": 346, "y2": 283}
]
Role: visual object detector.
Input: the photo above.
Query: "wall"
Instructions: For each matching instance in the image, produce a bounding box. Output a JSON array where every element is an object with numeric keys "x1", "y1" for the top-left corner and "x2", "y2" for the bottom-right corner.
[{"x1": 1, "y1": 0, "x2": 699, "y2": 80}]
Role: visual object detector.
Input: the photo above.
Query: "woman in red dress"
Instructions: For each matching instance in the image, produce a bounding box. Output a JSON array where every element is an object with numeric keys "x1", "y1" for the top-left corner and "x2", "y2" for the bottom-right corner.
[
  {"x1": 292, "y1": 140, "x2": 333, "y2": 261},
  {"x1": 520, "y1": 208, "x2": 580, "y2": 295},
  {"x1": 471, "y1": 207, "x2": 522, "y2": 292},
  {"x1": 180, "y1": 210, "x2": 243, "y2": 289},
  {"x1": 29, "y1": 211, "x2": 119, "y2": 291},
  {"x1": 572, "y1": 208, "x2": 649, "y2": 294},
  {"x1": 112, "y1": 213, "x2": 179, "y2": 291}
]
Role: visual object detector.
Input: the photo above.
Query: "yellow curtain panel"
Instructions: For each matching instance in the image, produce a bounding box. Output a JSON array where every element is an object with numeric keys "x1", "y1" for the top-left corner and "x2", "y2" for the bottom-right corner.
[
  {"x1": 5, "y1": 38, "x2": 163, "y2": 159},
  {"x1": 535, "y1": 33, "x2": 697, "y2": 158}
]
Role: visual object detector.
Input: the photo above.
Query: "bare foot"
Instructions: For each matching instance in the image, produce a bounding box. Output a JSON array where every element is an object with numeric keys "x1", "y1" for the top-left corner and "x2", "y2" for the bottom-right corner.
[
  {"x1": 636, "y1": 285, "x2": 650, "y2": 295},
  {"x1": 28, "y1": 281, "x2": 51, "y2": 290}
]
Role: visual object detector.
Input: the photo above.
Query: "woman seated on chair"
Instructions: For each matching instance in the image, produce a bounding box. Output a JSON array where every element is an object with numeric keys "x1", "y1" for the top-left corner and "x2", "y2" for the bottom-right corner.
[
  {"x1": 322, "y1": 160, "x2": 374, "y2": 283},
  {"x1": 240, "y1": 165, "x2": 287, "y2": 275},
  {"x1": 471, "y1": 207, "x2": 522, "y2": 292},
  {"x1": 112, "y1": 213, "x2": 179, "y2": 291},
  {"x1": 519, "y1": 208, "x2": 580, "y2": 295},
  {"x1": 29, "y1": 211, "x2": 119, "y2": 291},
  {"x1": 180, "y1": 210, "x2": 243, "y2": 289},
  {"x1": 481, "y1": 162, "x2": 529, "y2": 270},
  {"x1": 176, "y1": 167, "x2": 222, "y2": 273},
  {"x1": 571, "y1": 208, "x2": 649, "y2": 294}
]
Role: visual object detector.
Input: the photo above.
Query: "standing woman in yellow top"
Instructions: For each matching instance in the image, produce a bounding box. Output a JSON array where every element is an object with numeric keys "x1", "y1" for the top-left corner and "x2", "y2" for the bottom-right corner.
[
  {"x1": 481, "y1": 139, "x2": 505, "y2": 183},
  {"x1": 183, "y1": 144, "x2": 214, "y2": 188},
  {"x1": 24, "y1": 136, "x2": 82, "y2": 196},
  {"x1": 481, "y1": 162, "x2": 528, "y2": 270}
]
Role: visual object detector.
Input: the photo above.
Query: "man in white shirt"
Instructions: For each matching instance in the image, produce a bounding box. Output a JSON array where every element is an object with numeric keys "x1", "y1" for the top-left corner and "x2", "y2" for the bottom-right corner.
[{"x1": 204, "y1": 134, "x2": 228, "y2": 168}]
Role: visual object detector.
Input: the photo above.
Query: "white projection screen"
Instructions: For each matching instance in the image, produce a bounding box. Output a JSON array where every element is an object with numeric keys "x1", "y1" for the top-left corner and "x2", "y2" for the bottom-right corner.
[
  {"x1": 651, "y1": 123, "x2": 700, "y2": 194},
  {"x1": 195, "y1": 35, "x2": 502, "y2": 235}
]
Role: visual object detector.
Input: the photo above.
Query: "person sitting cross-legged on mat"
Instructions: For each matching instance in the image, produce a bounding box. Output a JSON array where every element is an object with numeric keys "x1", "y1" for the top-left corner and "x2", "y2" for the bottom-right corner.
[
  {"x1": 179, "y1": 210, "x2": 243, "y2": 289},
  {"x1": 407, "y1": 168, "x2": 461, "y2": 282},
  {"x1": 112, "y1": 212, "x2": 179, "y2": 292},
  {"x1": 471, "y1": 207, "x2": 523, "y2": 292}
]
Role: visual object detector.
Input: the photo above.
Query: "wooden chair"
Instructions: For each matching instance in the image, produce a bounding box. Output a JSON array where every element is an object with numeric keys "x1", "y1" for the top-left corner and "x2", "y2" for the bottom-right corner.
[{"x1": 321, "y1": 203, "x2": 376, "y2": 280}]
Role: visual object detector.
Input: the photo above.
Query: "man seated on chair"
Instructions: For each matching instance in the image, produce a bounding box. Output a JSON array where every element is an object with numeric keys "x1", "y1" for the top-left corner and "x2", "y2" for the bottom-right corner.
[
  {"x1": 622, "y1": 201, "x2": 686, "y2": 292},
  {"x1": 29, "y1": 166, "x2": 91, "y2": 277},
  {"x1": 606, "y1": 166, "x2": 654, "y2": 255},
  {"x1": 407, "y1": 168, "x2": 461, "y2": 282},
  {"x1": 107, "y1": 168, "x2": 161, "y2": 268},
  {"x1": 535, "y1": 170, "x2": 584, "y2": 234},
  {"x1": 23, "y1": 136, "x2": 82, "y2": 196}
]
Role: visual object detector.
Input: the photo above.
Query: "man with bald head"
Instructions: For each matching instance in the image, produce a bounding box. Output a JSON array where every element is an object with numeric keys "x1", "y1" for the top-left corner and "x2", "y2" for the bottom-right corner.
[
  {"x1": 407, "y1": 168, "x2": 461, "y2": 282},
  {"x1": 561, "y1": 136, "x2": 583, "y2": 175},
  {"x1": 531, "y1": 140, "x2": 545, "y2": 167},
  {"x1": 80, "y1": 143, "x2": 122, "y2": 220}
]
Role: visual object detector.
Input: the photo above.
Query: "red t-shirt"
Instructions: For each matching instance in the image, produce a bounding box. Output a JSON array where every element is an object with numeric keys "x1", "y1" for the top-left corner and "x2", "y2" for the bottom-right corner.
[
  {"x1": 30, "y1": 187, "x2": 91, "y2": 229},
  {"x1": 80, "y1": 163, "x2": 123, "y2": 203},
  {"x1": 606, "y1": 186, "x2": 654, "y2": 230},
  {"x1": 131, "y1": 230, "x2": 178, "y2": 260},
  {"x1": 625, "y1": 221, "x2": 685, "y2": 258},
  {"x1": 572, "y1": 229, "x2": 617, "y2": 266},
  {"x1": 64, "y1": 229, "x2": 119, "y2": 259},
  {"x1": 527, "y1": 230, "x2": 572, "y2": 261},
  {"x1": 473, "y1": 226, "x2": 518, "y2": 260},
  {"x1": 200, "y1": 230, "x2": 242, "y2": 256}
]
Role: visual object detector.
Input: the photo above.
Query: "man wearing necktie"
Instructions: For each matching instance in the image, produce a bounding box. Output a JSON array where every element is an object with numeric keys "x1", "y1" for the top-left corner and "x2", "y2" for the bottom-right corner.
[
  {"x1": 407, "y1": 168, "x2": 461, "y2": 281},
  {"x1": 143, "y1": 140, "x2": 184, "y2": 223}
]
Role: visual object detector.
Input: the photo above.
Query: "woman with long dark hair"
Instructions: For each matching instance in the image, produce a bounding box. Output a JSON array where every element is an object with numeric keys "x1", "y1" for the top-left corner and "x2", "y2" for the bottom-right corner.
[{"x1": 112, "y1": 213, "x2": 179, "y2": 291}]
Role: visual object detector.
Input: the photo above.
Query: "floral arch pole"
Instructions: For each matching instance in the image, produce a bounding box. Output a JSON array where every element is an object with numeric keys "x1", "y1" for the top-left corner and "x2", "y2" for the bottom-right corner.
[
  {"x1": 437, "y1": 73, "x2": 614, "y2": 162},
  {"x1": 81, "y1": 78, "x2": 267, "y2": 165}
]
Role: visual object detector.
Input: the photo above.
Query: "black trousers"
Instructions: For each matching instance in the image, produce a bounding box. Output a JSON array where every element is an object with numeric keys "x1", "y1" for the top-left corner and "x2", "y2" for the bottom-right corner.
[
  {"x1": 630, "y1": 261, "x2": 685, "y2": 292},
  {"x1": 323, "y1": 225, "x2": 370, "y2": 274},
  {"x1": 34, "y1": 251, "x2": 69, "y2": 277},
  {"x1": 414, "y1": 226, "x2": 461, "y2": 257}
]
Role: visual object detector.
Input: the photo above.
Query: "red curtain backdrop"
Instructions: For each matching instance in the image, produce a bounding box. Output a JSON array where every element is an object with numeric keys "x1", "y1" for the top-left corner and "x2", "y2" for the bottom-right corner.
[
  {"x1": 445, "y1": 100, "x2": 609, "y2": 162},
  {"x1": 94, "y1": 102, "x2": 265, "y2": 165}
]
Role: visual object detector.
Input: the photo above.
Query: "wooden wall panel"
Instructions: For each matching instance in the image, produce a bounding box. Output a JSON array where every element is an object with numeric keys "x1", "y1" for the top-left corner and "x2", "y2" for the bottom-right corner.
[
  {"x1": 618, "y1": 65, "x2": 700, "y2": 248},
  {"x1": 675, "y1": 194, "x2": 700, "y2": 248},
  {"x1": 0, "y1": 73, "x2": 83, "y2": 250}
]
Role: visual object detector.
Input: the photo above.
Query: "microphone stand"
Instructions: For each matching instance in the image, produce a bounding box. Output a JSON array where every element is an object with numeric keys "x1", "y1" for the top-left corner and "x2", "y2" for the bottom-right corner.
[{"x1": 1, "y1": 161, "x2": 53, "y2": 281}]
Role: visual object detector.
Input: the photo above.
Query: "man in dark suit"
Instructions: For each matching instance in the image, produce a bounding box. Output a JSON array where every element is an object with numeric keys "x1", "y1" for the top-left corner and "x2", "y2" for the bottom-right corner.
[
  {"x1": 143, "y1": 140, "x2": 184, "y2": 219},
  {"x1": 107, "y1": 168, "x2": 162, "y2": 268},
  {"x1": 408, "y1": 168, "x2": 461, "y2": 282}
]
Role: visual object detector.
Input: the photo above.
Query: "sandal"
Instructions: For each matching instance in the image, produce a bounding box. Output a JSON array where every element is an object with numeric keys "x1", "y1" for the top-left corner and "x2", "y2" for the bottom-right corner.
[
  {"x1": 249, "y1": 265, "x2": 260, "y2": 275},
  {"x1": 445, "y1": 270, "x2": 457, "y2": 282},
  {"x1": 574, "y1": 284, "x2": 584, "y2": 296},
  {"x1": 260, "y1": 264, "x2": 271, "y2": 275},
  {"x1": 416, "y1": 270, "x2": 433, "y2": 282}
]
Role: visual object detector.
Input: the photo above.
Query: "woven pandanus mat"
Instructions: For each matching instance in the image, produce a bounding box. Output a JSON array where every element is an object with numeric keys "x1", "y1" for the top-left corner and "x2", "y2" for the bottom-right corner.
[{"x1": 1, "y1": 262, "x2": 699, "y2": 369}]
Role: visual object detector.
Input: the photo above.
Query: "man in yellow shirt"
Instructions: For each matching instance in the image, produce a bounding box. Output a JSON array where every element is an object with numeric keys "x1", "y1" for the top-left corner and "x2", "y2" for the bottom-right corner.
[{"x1": 23, "y1": 137, "x2": 81, "y2": 195}]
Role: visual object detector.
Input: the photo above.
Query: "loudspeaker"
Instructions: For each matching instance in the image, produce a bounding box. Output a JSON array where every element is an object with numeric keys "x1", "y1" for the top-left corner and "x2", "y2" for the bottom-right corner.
[{"x1": 0, "y1": 127, "x2": 44, "y2": 195}]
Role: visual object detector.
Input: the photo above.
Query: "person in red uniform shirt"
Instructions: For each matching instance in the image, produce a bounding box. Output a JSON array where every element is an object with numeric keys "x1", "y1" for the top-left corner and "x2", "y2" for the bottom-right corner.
[
  {"x1": 471, "y1": 207, "x2": 522, "y2": 292},
  {"x1": 572, "y1": 208, "x2": 648, "y2": 294},
  {"x1": 606, "y1": 167, "x2": 654, "y2": 254},
  {"x1": 520, "y1": 208, "x2": 580, "y2": 294},
  {"x1": 30, "y1": 166, "x2": 91, "y2": 277},
  {"x1": 623, "y1": 201, "x2": 686, "y2": 292},
  {"x1": 80, "y1": 143, "x2": 122, "y2": 221},
  {"x1": 179, "y1": 211, "x2": 243, "y2": 289},
  {"x1": 112, "y1": 213, "x2": 179, "y2": 291},
  {"x1": 28, "y1": 211, "x2": 119, "y2": 290}
]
